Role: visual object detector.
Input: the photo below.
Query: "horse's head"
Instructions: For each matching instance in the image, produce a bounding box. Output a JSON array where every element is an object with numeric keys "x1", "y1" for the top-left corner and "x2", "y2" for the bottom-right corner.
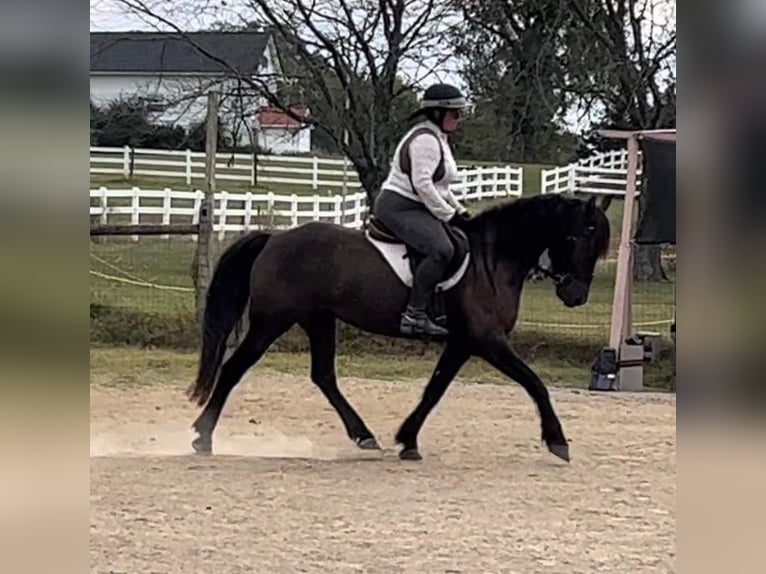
[{"x1": 546, "y1": 196, "x2": 611, "y2": 307}]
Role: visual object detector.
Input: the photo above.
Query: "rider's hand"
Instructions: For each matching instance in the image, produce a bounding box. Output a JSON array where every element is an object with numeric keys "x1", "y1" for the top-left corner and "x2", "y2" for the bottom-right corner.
[{"x1": 449, "y1": 210, "x2": 470, "y2": 226}]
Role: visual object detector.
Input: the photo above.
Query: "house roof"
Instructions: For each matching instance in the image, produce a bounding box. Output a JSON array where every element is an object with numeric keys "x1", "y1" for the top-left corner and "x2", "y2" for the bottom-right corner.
[
  {"x1": 90, "y1": 31, "x2": 269, "y2": 75},
  {"x1": 257, "y1": 106, "x2": 310, "y2": 128}
]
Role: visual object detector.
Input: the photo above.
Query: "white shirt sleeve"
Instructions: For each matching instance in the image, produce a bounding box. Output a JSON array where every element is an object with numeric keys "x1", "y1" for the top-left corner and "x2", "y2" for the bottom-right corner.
[
  {"x1": 441, "y1": 148, "x2": 466, "y2": 213},
  {"x1": 445, "y1": 189, "x2": 466, "y2": 212},
  {"x1": 407, "y1": 133, "x2": 457, "y2": 222}
]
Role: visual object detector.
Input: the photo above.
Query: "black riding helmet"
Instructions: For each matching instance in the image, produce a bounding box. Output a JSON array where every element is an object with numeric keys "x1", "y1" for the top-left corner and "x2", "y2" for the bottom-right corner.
[{"x1": 409, "y1": 83, "x2": 467, "y2": 128}]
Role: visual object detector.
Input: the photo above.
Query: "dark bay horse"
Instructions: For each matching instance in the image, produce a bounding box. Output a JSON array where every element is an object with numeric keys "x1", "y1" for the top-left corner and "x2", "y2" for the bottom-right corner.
[{"x1": 187, "y1": 194, "x2": 610, "y2": 462}]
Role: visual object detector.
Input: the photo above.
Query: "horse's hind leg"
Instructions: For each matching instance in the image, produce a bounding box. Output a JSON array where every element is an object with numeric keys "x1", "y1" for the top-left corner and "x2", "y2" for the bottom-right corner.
[
  {"x1": 192, "y1": 314, "x2": 292, "y2": 454},
  {"x1": 301, "y1": 312, "x2": 379, "y2": 450}
]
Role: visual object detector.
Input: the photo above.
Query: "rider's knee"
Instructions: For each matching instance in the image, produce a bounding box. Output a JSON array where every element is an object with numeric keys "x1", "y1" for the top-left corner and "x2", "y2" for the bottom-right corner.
[{"x1": 434, "y1": 241, "x2": 454, "y2": 264}]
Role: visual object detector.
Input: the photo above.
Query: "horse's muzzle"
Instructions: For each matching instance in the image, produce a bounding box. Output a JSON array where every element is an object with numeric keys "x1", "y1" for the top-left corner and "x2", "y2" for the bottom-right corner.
[{"x1": 556, "y1": 278, "x2": 589, "y2": 307}]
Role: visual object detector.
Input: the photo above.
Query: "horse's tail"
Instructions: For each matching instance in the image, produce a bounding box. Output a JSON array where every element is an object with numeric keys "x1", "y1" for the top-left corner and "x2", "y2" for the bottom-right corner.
[{"x1": 187, "y1": 232, "x2": 272, "y2": 406}]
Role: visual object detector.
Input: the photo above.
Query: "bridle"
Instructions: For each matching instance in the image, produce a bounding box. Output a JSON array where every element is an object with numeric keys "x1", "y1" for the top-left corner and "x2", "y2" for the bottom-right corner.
[
  {"x1": 533, "y1": 233, "x2": 595, "y2": 287},
  {"x1": 532, "y1": 264, "x2": 572, "y2": 286}
]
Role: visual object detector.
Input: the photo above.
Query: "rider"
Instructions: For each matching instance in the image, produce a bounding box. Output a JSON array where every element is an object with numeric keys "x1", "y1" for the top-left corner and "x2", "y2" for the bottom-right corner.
[{"x1": 373, "y1": 83, "x2": 470, "y2": 337}]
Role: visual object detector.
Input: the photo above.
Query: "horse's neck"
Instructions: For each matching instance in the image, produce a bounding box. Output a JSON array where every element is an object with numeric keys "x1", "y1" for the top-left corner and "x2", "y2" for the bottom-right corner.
[
  {"x1": 502, "y1": 220, "x2": 555, "y2": 272},
  {"x1": 466, "y1": 226, "x2": 544, "y2": 294},
  {"x1": 468, "y1": 204, "x2": 562, "y2": 276}
]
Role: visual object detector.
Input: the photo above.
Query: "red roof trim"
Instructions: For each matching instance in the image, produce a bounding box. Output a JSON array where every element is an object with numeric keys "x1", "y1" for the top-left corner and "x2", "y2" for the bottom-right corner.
[{"x1": 256, "y1": 106, "x2": 309, "y2": 127}]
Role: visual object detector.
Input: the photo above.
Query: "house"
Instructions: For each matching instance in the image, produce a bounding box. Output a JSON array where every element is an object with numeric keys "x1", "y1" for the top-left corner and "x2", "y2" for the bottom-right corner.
[
  {"x1": 255, "y1": 106, "x2": 312, "y2": 154},
  {"x1": 90, "y1": 31, "x2": 312, "y2": 153}
]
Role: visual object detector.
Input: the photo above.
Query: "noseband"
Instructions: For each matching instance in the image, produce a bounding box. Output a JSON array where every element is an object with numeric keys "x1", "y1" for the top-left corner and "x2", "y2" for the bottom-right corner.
[
  {"x1": 533, "y1": 232, "x2": 597, "y2": 286},
  {"x1": 533, "y1": 264, "x2": 572, "y2": 286}
]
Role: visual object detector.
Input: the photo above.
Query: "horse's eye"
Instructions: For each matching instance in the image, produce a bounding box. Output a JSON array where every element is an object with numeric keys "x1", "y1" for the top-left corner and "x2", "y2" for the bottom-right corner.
[{"x1": 587, "y1": 225, "x2": 595, "y2": 232}]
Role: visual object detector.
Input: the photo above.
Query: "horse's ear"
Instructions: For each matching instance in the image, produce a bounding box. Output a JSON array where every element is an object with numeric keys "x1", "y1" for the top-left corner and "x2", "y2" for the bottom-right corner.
[{"x1": 586, "y1": 195, "x2": 596, "y2": 210}]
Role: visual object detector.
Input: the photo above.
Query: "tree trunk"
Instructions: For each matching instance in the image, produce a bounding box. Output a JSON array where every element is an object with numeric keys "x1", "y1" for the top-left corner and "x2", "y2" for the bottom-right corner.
[
  {"x1": 357, "y1": 164, "x2": 386, "y2": 207},
  {"x1": 633, "y1": 244, "x2": 667, "y2": 282}
]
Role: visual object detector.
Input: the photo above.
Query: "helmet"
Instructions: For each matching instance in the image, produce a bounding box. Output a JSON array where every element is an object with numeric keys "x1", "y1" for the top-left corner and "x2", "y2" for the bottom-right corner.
[{"x1": 418, "y1": 83, "x2": 467, "y2": 110}]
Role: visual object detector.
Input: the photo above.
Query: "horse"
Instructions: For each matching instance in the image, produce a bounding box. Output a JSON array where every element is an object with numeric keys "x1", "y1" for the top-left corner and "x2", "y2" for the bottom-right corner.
[{"x1": 187, "y1": 193, "x2": 610, "y2": 462}]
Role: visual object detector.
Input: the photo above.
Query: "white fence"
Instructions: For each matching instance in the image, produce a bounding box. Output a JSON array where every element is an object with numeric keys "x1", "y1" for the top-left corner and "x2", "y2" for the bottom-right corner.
[
  {"x1": 541, "y1": 149, "x2": 643, "y2": 196},
  {"x1": 90, "y1": 188, "x2": 367, "y2": 239},
  {"x1": 90, "y1": 177, "x2": 522, "y2": 240},
  {"x1": 90, "y1": 146, "x2": 524, "y2": 197},
  {"x1": 90, "y1": 146, "x2": 362, "y2": 192}
]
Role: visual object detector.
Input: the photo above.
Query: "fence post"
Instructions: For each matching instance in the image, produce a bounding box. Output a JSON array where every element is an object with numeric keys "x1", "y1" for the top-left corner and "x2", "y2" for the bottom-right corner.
[
  {"x1": 334, "y1": 195, "x2": 341, "y2": 225},
  {"x1": 192, "y1": 190, "x2": 202, "y2": 226},
  {"x1": 186, "y1": 149, "x2": 192, "y2": 185},
  {"x1": 162, "y1": 188, "x2": 171, "y2": 239},
  {"x1": 218, "y1": 190, "x2": 228, "y2": 241},
  {"x1": 99, "y1": 186, "x2": 108, "y2": 225},
  {"x1": 609, "y1": 134, "x2": 640, "y2": 353},
  {"x1": 341, "y1": 156, "x2": 348, "y2": 198},
  {"x1": 568, "y1": 166, "x2": 576, "y2": 194},
  {"x1": 195, "y1": 90, "x2": 219, "y2": 329},
  {"x1": 123, "y1": 146, "x2": 130, "y2": 179},
  {"x1": 312, "y1": 156, "x2": 319, "y2": 190},
  {"x1": 353, "y1": 194, "x2": 363, "y2": 228},
  {"x1": 506, "y1": 165, "x2": 512, "y2": 196},
  {"x1": 244, "y1": 191, "x2": 252, "y2": 232},
  {"x1": 267, "y1": 191, "x2": 275, "y2": 228},
  {"x1": 131, "y1": 186, "x2": 140, "y2": 241},
  {"x1": 291, "y1": 194, "x2": 298, "y2": 227}
]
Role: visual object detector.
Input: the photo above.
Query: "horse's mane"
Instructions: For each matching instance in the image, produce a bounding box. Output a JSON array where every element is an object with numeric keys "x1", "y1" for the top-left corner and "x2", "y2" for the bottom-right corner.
[{"x1": 465, "y1": 194, "x2": 611, "y2": 262}]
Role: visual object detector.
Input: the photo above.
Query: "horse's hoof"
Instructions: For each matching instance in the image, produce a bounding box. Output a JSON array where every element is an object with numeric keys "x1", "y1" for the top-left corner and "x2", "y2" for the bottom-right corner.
[
  {"x1": 192, "y1": 435, "x2": 212, "y2": 455},
  {"x1": 356, "y1": 437, "x2": 380, "y2": 450},
  {"x1": 548, "y1": 442, "x2": 570, "y2": 462},
  {"x1": 399, "y1": 448, "x2": 422, "y2": 461}
]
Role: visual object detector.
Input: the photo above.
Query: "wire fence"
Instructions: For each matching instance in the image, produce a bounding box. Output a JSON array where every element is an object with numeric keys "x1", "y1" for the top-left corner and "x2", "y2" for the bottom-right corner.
[{"x1": 90, "y1": 232, "x2": 675, "y2": 354}]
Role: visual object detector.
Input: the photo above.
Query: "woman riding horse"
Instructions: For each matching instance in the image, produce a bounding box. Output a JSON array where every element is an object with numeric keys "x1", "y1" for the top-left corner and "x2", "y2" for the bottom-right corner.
[{"x1": 373, "y1": 83, "x2": 470, "y2": 338}]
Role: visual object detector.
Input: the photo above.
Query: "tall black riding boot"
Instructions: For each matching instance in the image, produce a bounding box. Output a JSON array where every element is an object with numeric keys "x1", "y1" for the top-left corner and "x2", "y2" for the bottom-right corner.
[
  {"x1": 400, "y1": 257, "x2": 449, "y2": 337},
  {"x1": 400, "y1": 305, "x2": 449, "y2": 337}
]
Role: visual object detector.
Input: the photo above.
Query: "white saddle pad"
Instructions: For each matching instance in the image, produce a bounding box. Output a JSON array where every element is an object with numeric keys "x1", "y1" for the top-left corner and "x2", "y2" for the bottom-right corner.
[{"x1": 365, "y1": 231, "x2": 470, "y2": 292}]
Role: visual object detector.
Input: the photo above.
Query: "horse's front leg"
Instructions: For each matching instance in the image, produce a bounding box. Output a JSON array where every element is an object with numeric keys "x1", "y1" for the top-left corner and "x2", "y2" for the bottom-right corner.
[
  {"x1": 481, "y1": 337, "x2": 570, "y2": 462},
  {"x1": 395, "y1": 342, "x2": 470, "y2": 460}
]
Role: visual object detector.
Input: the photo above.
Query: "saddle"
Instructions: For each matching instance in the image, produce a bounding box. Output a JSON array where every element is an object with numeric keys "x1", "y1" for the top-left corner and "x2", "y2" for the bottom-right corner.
[
  {"x1": 366, "y1": 216, "x2": 471, "y2": 326},
  {"x1": 367, "y1": 217, "x2": 470, "y2": 284}
]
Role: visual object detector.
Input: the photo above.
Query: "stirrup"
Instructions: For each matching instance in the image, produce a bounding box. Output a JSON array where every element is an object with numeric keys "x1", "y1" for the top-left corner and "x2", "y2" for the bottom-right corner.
[{"x1": 400, "y1": 309, "x2": 448, "y2": 337}]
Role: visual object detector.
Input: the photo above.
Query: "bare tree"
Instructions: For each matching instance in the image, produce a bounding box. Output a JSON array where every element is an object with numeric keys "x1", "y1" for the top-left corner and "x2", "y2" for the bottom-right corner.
[
  {"x1": 565, "y1": 0, "x2": 676, "y2": 281},
  {"x1": 453, "y1": 0, "x2": 675, "y2": 280},
  {"x1": 114, "y1": 0, "x2": 458, "y2": 201}
]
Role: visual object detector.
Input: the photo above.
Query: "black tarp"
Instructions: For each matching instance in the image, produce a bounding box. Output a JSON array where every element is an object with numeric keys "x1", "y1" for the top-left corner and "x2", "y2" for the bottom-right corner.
[{"x1": 635, "y1": 137, "x2": 676, "y2": 244}]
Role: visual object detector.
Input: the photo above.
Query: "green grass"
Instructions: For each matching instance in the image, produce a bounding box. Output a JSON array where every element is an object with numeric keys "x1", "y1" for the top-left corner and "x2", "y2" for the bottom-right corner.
[
  {"x1": 89, "y1": 233, "x2": 675, "y2": 391},
  {"x1": 90, "y1": 344, "x2": 675, "y2": 391},
  {"x1": 90, "y1": 226, "x2": 674, "y2": 334}
]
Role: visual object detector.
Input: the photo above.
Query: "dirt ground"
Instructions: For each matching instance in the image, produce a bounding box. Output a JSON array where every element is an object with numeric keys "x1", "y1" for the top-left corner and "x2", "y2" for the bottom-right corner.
[{"x1": 90, "y1": 372, "x2": 676, "y2": 573}]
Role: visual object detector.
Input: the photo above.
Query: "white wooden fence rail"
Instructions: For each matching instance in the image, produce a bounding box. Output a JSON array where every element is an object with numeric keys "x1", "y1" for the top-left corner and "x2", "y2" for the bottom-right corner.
[
  {"x1": 540, "y1": 149, "x2": 644, "y2": 196},
  {"x1": 90, "y1": 177, "x2": 523, "y2": 240},
  {"x1": 90, "y1": 146, "x2": 523, "y2": 197}
]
